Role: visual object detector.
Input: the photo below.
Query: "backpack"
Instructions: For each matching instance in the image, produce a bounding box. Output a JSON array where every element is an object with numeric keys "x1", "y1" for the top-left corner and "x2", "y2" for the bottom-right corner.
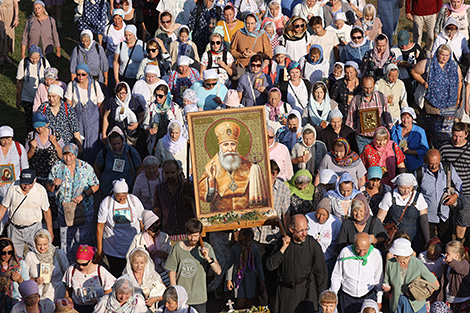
[
  {"x1": 71, "y1": 264, "x2": 103, "y2": 286},
  {"x1": 14, "y1": 141, "x2": 23, "y2": 172},
  {"x1": 42, "y1": 101, "x2": 68, "y2": 116},
  {"x1": 416, "y1": 161, "x2": 453, "y2": 192},
  {"x1": 25, "y1": 14, "x2": 54, "y2": 35},
  {"x1": 207, "y1": 50, "x2": 228, "y2": 70}
]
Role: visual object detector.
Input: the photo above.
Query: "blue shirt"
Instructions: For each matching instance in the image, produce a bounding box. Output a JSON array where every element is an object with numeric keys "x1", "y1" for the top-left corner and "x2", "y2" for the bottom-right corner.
[
  {"x1": 416, "y1": 163, "x2": 462, "y2": 223},
  {"x1": 340, "y1": 41, "x2": 371, "y2": 66},
  {"x1": 191, "y1": 81, "x2": 228, "y2": 111},
  {"x1": 390, "y1": 124, "x2": 429, "y2": 172}
]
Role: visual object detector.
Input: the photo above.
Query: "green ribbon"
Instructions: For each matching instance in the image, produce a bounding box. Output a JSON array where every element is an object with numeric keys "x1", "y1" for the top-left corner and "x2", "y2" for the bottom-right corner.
[{"x1": 341, "y1": 245, "x2": 374, "y2": 266}]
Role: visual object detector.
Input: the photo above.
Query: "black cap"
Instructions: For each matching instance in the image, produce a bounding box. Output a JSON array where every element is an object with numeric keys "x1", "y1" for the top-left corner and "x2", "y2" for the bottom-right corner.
[{"x1": 20, "y1": 169, "x2": 36, "y2": 185}]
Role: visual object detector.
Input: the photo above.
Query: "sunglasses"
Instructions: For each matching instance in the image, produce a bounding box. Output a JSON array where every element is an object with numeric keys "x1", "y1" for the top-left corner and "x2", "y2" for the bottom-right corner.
[
  {"x1": 147, "y1": 48, "x2": 157, "y2": 53},
  {"x1": 0, "y1": 251, "x2": 13, "y2": 256},
  {"x1": 251, "y1": 63, "x2": 262, "y2": 68},
  {"x1": 77, "y1": 73, "x2": 87, "y2": 77},
  {"x1": 161, "y1": 20, "x2": 171, "y2": 24},
  {"x1": 76, "y1": 260, "x2": 91, "y2": 267},
  {"x1": 155, "y1": 94, "x2": 166, "y2": 99},
  {"x1": 268, "y1": 136, "x2": 275, "y2": 139},
  {"x1": 211, "y1": 41, "x2": 221, "y2": 45},
  {"x1": 352, "y1": 36, "x2": 363, "y2": 40},
  {"x1": 294, "y1": 24, "x2": 305, "y2": 29},
  {"x1": 206, "y1": 82, "x2": 217, "y2": 87}
]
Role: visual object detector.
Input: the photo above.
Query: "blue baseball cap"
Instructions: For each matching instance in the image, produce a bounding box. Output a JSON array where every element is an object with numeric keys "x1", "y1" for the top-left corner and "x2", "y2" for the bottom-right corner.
[
  {"x1": 367, "y1": 166, "x2": 383, "y2": 180},
  {"x1": 32, "y1": 113, "x2": 48, "y2": 129}
]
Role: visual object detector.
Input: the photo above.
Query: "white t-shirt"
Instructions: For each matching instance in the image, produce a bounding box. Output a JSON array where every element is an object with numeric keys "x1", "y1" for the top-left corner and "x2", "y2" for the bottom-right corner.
[
  {"x1": 64, "y1": 80, "x2": 105, "y2": 107},
  {"x1": 286, "y1": 81, "x2": 309, "y2": 113},
  {"x1": 378, "y1": 190, "x2": 428, "y2": 211},
  {"x1": 306, "y1": 212, "x2": 341, "y2": 261},
  {"x1": 16, "y1": 58, "x2": 50, "y2": 102},
  {"x1": 97, "y1": 195, "x2": 144, "y2": 258},
  {"x1": 282, "y1": 33, "x2": 310, "y2": 63},
  {"x1": 104, "y1": 23, "x2": 126, "y2": 67},
  {"x1": 309, "y1": 30, "x2": 339, "y2": 72},
  {"x1": 62, "y1": 265, "x2": 115, "y2": 306},
  {"x1": 299, "y1": 56, "x2": 330, "y2": 83},
  {"x1": 2, "y1": 182, "x2": 49, "y2": 225},
  {"x1": 156, "y1": 0, "x2": 196, "y2": 25}
]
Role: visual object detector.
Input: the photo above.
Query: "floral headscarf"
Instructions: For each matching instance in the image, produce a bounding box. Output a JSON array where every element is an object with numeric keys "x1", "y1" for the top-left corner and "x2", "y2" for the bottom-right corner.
[{"x1": 330, "y1": 137, "x2": 360, "y2": 167}]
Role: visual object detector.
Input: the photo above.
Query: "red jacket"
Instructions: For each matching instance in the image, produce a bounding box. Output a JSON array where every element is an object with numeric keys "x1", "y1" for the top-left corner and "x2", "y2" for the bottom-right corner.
[{"x1": 406, "y1": 0, "x2": 442, "y2": 16}]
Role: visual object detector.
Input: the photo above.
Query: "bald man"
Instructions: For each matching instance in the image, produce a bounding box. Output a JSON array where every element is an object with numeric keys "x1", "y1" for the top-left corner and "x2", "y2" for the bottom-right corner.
[
  {"x1": 331, "y1": 232, "x2": 384, "y2": 313},
  {"x1": 416, "y1": 149, "x2": 462, "y2": 244},
  {"x1": 266, "y1": 214, "x2": 328, "y2": 313}
]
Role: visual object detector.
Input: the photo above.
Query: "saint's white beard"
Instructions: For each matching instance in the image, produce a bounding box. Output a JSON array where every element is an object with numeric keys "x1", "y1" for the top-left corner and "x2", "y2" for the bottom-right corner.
[{"x1": 219, "y1": 149, "x2": 242, "y2": 172}]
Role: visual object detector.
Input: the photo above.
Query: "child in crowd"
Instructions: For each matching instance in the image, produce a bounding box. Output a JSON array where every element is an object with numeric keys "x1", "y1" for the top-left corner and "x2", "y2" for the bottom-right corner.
[
  {"x1": 328, "y1": 62, "x2": 344, "y2": 93},
  {"x1": 360, "y1": 299, "x2": 380, "y2": 313},
  {"x1": 226, "y1": 229, "x2": 265, "y2": 310},
  {"x1": 319, "y1": 290, "x2": 338, "y2": 313},
  {"x1": 419, "y1": 238, "x2": 446, "y2": 280},
  {"x1": 157, "y1": 286, "x2": 198, "y2": 313},
  {"x1": 270, "y1": 46, "x2": 292, "y2": 85},
  {"x1": 222, "y1": 89, "x2": 244, "y2": 109},
  {"x1": 169, "y1": 26, "x2": 200, "y2": 67}
]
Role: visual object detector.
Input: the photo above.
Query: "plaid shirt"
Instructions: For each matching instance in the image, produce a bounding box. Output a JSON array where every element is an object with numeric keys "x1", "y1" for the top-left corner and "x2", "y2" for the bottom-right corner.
[
  {"x1": 345, "y1": 90, "x2": 393, "y2": 137},
  {"x1": 253, "y1": 179, "x2": 290, "y2": 244}
]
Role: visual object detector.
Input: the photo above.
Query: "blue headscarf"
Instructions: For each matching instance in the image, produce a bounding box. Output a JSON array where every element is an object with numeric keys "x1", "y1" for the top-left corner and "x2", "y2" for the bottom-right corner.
[
  {"x1": 26, "y1": 45, "x2": 44, "y2": 82},
  {"x1": 425, "y1": 45, "x2": 459, "y2": 109},
  {"x1": 306, "y1": 44, "x2": 323, "y2": 65},
  {"x1": 326, "y1": 172, "x2": 360, "y2": 200},
  {"x1": 240, "y1": 14, "x2": 263, "y2": 38}
]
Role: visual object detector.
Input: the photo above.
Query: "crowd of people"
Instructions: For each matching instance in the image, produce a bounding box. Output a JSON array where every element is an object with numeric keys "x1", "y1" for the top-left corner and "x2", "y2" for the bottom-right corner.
[{"x1": 2, "y1": 0, "x2": 470, "y2": 311}]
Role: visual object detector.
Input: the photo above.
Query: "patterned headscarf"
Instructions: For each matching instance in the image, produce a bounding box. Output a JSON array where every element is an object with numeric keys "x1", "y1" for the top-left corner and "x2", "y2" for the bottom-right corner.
[
  {"x1": 330, "y1": 138, "x2": 360, "y2": 167},
  {"x1": 44, "y1": 67, "x2": 58, "y2": 79}
]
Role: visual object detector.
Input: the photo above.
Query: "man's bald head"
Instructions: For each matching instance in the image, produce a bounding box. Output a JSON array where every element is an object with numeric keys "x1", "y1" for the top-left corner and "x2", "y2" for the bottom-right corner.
[
  {"x1": 354, "y1": 232, "x2": 371, "y2": 256},
  {"x1": 289, "y1": 214, "x2": 309, "y2": 243},
  {"x1": 425, "y1": 149, "x2": 441, "y2": 172}
]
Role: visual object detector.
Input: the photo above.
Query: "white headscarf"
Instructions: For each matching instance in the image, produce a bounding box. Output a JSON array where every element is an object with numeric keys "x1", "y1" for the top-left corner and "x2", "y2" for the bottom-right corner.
[
  {"x1": 307, "y1": 82, "x2": 332, "y2": 125},
  {"x1": 267, "y1": 0, "x2": 283, "y2": 20},
  {"x1": 80, "y1": 29, "x2": 95, "y2": 52},
  {"x1": 161, "y1": 120, "x2": 186, "y2": 154},
  {"x1": 391, "y1": 173, "x2": 418, "y2": 187},
  {"x1": 360, "y1": 299, "x2": 380, "y2": 313},
  {"x1": 115, "y1": 82, "x2": 138, "y2": 124},
  {"x1": 123, "y1": 0, "x2": 133, "y2": 15},
  {"x1": 174, "y1": 285, "x2": 189, "y2": 311},
  {"x1": 299, "y1": 0, "x2": 321, "y2": 20},
  {"x1": 283, "y1": 109, "x2": 303, "y2": 150}
]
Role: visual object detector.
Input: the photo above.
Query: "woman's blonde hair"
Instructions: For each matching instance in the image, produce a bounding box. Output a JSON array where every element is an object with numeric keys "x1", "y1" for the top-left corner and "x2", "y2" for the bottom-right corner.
[
  {"x1": 268, "y1": 1, "x2": 280, "y2": 9},
  {"x1": 34, "y1": 233, "x2": 49, "y2": 243},
  {"x1": 319, "y1": 290, "x2": 337, "y2": 304},
  {"x1": 363, "y1": 5, "x2": 375, "y2": 17},
  {"x1": 437, "y1": 44, "x2": 452, "y2": 56},
  {"x1": 130, "y1": 249, "x2": 149, "y2": 266},
  {"x1": 374, "y1": 128, "x2": 388, "y2": 140},
  {"x1": 446, "y1": 240, "x2": 469, "y2": 261}
]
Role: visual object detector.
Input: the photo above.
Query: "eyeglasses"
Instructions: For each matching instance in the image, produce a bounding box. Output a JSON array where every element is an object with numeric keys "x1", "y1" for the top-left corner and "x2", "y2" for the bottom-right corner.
[
  {"x1": 294, "y1": 24, "x2": 305, "y2": 29},
  {"x1": 77, "y1": 73, "x2": 87, "y2": 77},
  {"x1": 293, "y1": 227, "x2": 310, "y2": 233},
  {"x1": 76, "y1": 260, "x2": 91, "y2": 267},
  {"x1": 352, "y1": 36, "x2": 363, "y2": 40},
  {"x1": 161, "y1": 20, "x2": 171, "y2": 24},
  {"x1": 251, "y1": 63, "x2": 262, "y2": 68},
  {"x1": 117, "y1": 91, "x2": 127, "y2": 96},
  {"x1": 211, "y1": 41, "x2": 221, "y2": 45},
  {"x1": 147, "y1": 48, "x2": 157, "y2": 53},
  {"x1": 0, "y1": 251, "x2": 13, "y2": 256},
  {"x1": 205, "y1": 82, "x2": 217, "y2": 87},
  {"x1": 268, "y1": 135, "x2": 274, "y2": 139},
  {"x1": 155, "y1": 94, "x2": 166, "y2": 99}
]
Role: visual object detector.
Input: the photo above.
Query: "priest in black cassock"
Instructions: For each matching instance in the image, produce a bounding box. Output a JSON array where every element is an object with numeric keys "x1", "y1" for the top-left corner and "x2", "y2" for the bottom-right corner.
[{"x1": 266, "y1": 214, "x2": 328, "y2": 313}]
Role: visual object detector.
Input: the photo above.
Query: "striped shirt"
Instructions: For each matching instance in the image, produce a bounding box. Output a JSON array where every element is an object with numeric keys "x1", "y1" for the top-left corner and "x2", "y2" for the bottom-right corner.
[{"x1": 440, "y1": 141, "x2": 470, "y2": 195}]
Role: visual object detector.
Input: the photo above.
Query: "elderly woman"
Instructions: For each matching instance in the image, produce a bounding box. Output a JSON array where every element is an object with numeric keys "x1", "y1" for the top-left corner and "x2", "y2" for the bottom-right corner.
[
  {"x1": 94, "y1": 126, "x2": 142, "y2": 196},
  {"x1": 230, "y1": 14, "x2": 272, "y2": 68},
  {"x1": 377, "y1": 174, "x2": 430, "y2": 250},
  {"x1": 114, "y1": 25, "x2": 146, "y2": 88},
  {"x1": 0, "y1": 238, "x2": 29, "y2": 312},
  {"x1": 383, "y1": 238, "x2": 439, "y2": 313},
  {"x1": 267, "y1": 126, "x2": 293, "y2": 181},
  {"x1": 102, "y1": 81, "x2": 145, "y2": 148},
  {"x1": 48, "y1": 143, "x2": 99, "y2": 263},
  {"x1": 279, "y1": 62, "x2": 312, "y2": 113},
  {"x1": 318, "y1": 290, "x2": 338, "y2": 313},
  {"x1": 435, "y1": 0, "x2": 470, "y2": 39},
  {"x1": 360, "y1": 34, "x2": 396, "y2": 80},
  {"x1": 264, "y1": 22, "x2": 281, "y2": 54},
  {"x1": 432, "y1": 17, "x2": 470, "y2": 64},
  {"x1": 97, "y1": 178, "x2": 145, "y2": 277},
  {"x1": 285, "y1": 169, "x2": 315, "y2": 215},
  {"x1": 316, "y1": 138, "x2": 366, "y2": 188},
  {"x1": 37, "y1": 86, "x2": 81, "y2": 149},
  {"x1": 133, "y1": 65, "x2": 168, "y2": 107},
  {"x1": 93, "y1": 276, "x2": 148, "y2": 313},
  {"x1": 303, "y1": 82, "x2": 337, "y2": 128},
  {"x1": 390, "y1": 107, "x2": 429, "y2": 172},
  {"x1": 168, "y1": 56, "x2": 200, "y2": 106},
  {"x1": 21, "y1": 0, "x2": 60, "y2": 59},
  {"x1": 123, "y1": 248, "x2": 166, "y2": 310},
  {"x1": 24, "y1": 229, "x2": 69, "y2": 301},
  {"x1": 291, "y1": 124, "x2": 328, "y2": 175},
  {"x1": 200, "y1": 32, "x2": 234, "y2": 86},
  {"x1": 65, "y1": 63, "x2": 105, "y2": 164},
  {"x1": 340, "y1": 27, "x2": 371, "y2": 66},
  {"x1": 12, "y1": 280, "x2": 55, "y2": 313},
  {"x1": 317, "y1": 110, "x2": 356, "y2": 152},
  {"x1": 336, "y1": 194, "x2": 387, "y2": 252},
  {"x1": 132, "y1": 157, "x2": 162, "y2": 210},
  {"x1": 375, "y1": 64, "x2": 408, "y2": 124},
  {"x1": 331, "y1": 61, "x2": 363, "y2": 117},
  {"x1": 354, "y1": 4, "x2": 382, "y2": 41},
  {"x1": 188, "y1": 0, "x2": 221, "y2": 56},
  {"x1": 16, "y1": 45, "x2": 50, "y2": 131},
  {"x1": 25, "y1": 113, "x2": 64, "y2": 186},
  {"x1": 63, "y1": 245, "x2": 115, "y2": 313},
  {"x1": 326, "y1": 172, "x2": 361, "y2": 221},
  {"x1": 156, "y1": 285, "x2": 198, "y2": 313},
  {"x1": 33, "y1": 68, "x2": 67, "y2": 114},
  {"x1": 70, "y1": 30, "x2": 109, "y2": 85},
  {"x1": 169, "y1": 26, "x2": 199, "y2": 66},
  {"x1": 191, "y1": 69, "x2": 228, "y2": 110},
  {"x1": 360, "y1": 166, "x2": 391, "y2": 216},
  {"x1": 237, "y1": 54, "x2": 272, "y2": 107},
  {"x1": 411, "y1": 44, "x2": 462, "y2": 148},
  {"x1": 281, "y1": 16, "x2": 310, "y2": 63},
  {"x1": 155, "y1": 120, "x2": 188, "y2": 177},
  {"x1": 127, "y1": 211, "x2": 172, "y2": 283},
  {"x1": 361, "y1": 127, "x2": 406, "y2": 187},
  {"x1": 306, "y1": 198, "x2": 341, "y2": 275}
]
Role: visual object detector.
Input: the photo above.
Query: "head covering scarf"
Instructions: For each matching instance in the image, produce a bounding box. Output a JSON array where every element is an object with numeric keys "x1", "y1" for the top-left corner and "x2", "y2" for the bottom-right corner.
[
  {"x1": 161, "y1": 120, "x2": 186, "y2": 154},
  {"x1": 349, "y1": 26, "x2": 367, "y2": 48},
  {"x1": 26, "y1": 45, "x2": 44, "y2": 82},
  {"x1": 334, "y1": 62, "x2": 345, "y2": 79},
  {"x1": 360, "y1": 300, "x2": 380, "y2": 313},
  {"x1": 372, "y1": 126, "x2": 396, "y2": 168},
  {"x1": 123, "y1": 0, "x2": 132, "y2": 14},
  {"x1": 327, "y1": 109, "x2": 343, "y2": 122},
  {"x1": 114, "y1": 82, "x2": 138, "y2": 124},
  {"x1": 384, "y1": 63, "x2": 399, "y2": 84},
  {"x1": 426, "y1": 45, "x2": 459, "y2": 109},
  {"x1": 267, "y1": 0, "x2": 284, "y2": 20},
  {"x1": 80, "y1": 29, "x2": 95, "y2": 52},
  {"x1": 352, "y1": 193, "x2": 371, "y2": 226},
  {"x1": 391, "y1": 173, "x2": 418, "y2": 187},
  {"x1": 160, "y1": 10, "x2": 181, "y2": 34},
  {"x1": 326, "y1": 172, "x2": 360, "y2": 200},
  {"x1": 33, "y1": 229, "x2": 57, "y2": 296},
  {"x1": 105, "y1": 275, "x2": 139, "y2": 313},
  {"x1": 0, "y1": 238, "x2": 21, "y2": 297},
  {"x1": 107, "y1": 126, "x2": 126, "y2": 155},
  {"x1": 171, "y1": 285, "x2": 189, "y2": 312},
  {"x1": 283, "y1": 109, "x2": 303, "y2": 149},
  {"x1": 372, "y1": 34, "x2": 391, "y2": 68},
  {"x1": 240, "y1": 14, "x2": 263, "y2": 37},
  {"x1": 63, "y1": 143, "x2": 79, "y2": 156},
  {"x1": 210, "y1": 32, "x2": 225, "y2": 54},
  {"x1": 344, "y1": 60, "x2": 361, "y2": 77},
  {"x1": 284, "y1": 169, "x2": 315, "y2": 200},
  {"x1": 306, "y1": 44, "x2": 324, "y2": 65},
  {"x1": 265, "y1": 87, "x2": 284, "y2": 121},
  {"x1": 283, "y1": 16, "x2": 308, "y2": 41},
  {"x1": 182, "y1": 88, "x2": 199, "y2": 104},
  {"x1": 330, "y1": 137, "x2": 360, "y2": 167},
  {"x1": 263, "y1": 21, "x2": 277, "y2": 40},
  {"x1": 122, "y1": 248, "x2": 165, "y2": 297},
  {"x1": 444, "y1": 0, "x2": 469, "y2": 12},
  {"x1": 287, "y1": 61, "x2": 301, "y2": 72},
  {"x1": 298, "y1": 0, "x2": 321, "y2": 19},
  {"x1": 44, "y1": 67, "x2": 58, "y2": 79},
  {"x1": 307, "y1": 81, "x2": 332, "y2": 125},
  {"x1": 361, "y1": 4, "x2": 377, "y2": 31}
]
